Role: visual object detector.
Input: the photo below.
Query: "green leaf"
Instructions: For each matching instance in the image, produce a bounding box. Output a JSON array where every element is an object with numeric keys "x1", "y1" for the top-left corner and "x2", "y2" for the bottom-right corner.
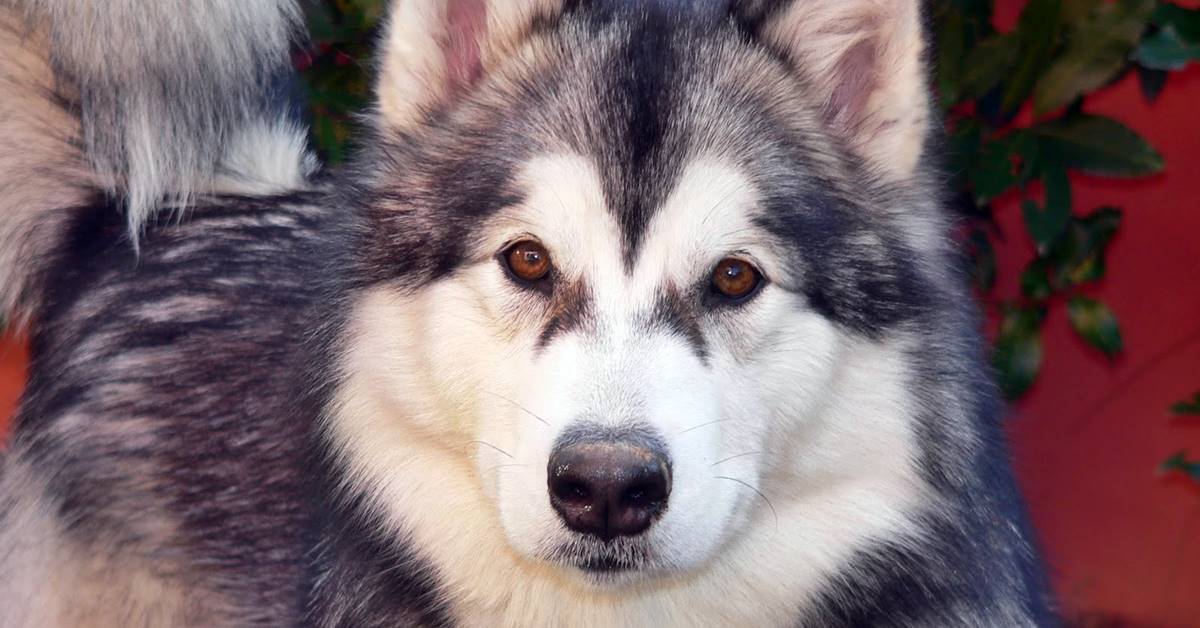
[
  {"x1": 1022, "y1": 147, "x2": 1073, "y2": 253},
  {"x1": 960, "y1": 35, "x2": 1020, "y2": 100},
  {"x1": 1012, "y1": 131, "x2": 1042, "y2": 183},
  {"x1": 1067, "y1": 296, "x2": 1123, "y2": 357},
  {"x1": 1032, "y1": 0, "x2": 1155, "y2": 114},
  {"x1": 303, "y1": 2, "x2": 338, "y2": 41},
  {"x1": 993, "y1": 307, "x2": 1045, "y2": 399},
  {"x1": 1170, "y1": 392, "x2": 1200, "y2": 416},
  {"x1": 947, "y1": 118, "x2": 984, "y2": 187},
  {"x1": 1041, "y1": 146, "x2": 1072, "y2": 216},
  {"x1": 1055, "y1": 206, "x2": 1123, "y2": 285},
  {"x1": 1020, "y1": 259, "x2": 1053, "y2": 301},
  {"x1": 1023, "y1": 198, "x2": 1071, "y2": 252},
  {"x1": 1032, "y1": 115, "x2": 1164, "y2": 177},
  {"x1": 1161, "y1": 451, "x2": 1200, "y2": 482},
  {"x1": 349, "y1": 0, "x2": 386, "y2": 25},
  {"x1": 1134, "y1": 25, "x2": 1200, "y2": 70},
  {"x1": 969, "y1": 135, "x2": 1021, "y2": 202},
  {"x1": 1137, "y1": 65, "x2": 1170, "y2": 102},
  {"x1": 1151, "y1": 2, "x2": 1200, "y2": 42},
  {"x1": 949, "y1": 0, "x2": 996, "y2": 26},
  {"x1": 1002, "y1": 0, "x2": 1063, "y2": 112},
  {"x1": 937, "y1": 7, "x2": 969, "y2": 105}
]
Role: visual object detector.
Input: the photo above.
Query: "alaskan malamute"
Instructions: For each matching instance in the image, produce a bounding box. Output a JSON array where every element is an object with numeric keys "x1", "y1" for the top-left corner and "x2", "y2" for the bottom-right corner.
[{"x1": 0, "y1": 0, "x2": 1055, "y2": 625}]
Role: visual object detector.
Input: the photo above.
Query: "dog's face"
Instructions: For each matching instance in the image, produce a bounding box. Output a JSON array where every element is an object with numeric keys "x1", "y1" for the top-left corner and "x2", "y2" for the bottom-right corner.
[
  {"x1": 335, "y1": 0, "x2": 934, "y2": 586},
  {"x1": 410, "y1": 152, "x2": 843, "y2": 581}
]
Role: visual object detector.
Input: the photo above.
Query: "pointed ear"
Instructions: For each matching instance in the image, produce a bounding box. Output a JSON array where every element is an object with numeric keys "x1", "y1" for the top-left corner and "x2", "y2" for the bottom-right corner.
[
  {"x1": 739, "y1": 0, "x2": 930, "y2": 180},
  {"x1": 376, "y1": 0, "x2": 565, "y2": 132}
]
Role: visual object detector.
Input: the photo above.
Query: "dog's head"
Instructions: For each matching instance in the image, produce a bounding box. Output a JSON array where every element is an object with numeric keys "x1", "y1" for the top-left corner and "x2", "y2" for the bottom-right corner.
[{"x1": 333, "y1": 0, "x2": 939, "y2": 585}]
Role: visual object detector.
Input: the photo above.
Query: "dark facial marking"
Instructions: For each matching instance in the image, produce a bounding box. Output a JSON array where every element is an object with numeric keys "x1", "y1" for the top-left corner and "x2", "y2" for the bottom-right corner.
[
  {"x1": 645, "y1": 286, "x2": 708, "y2": 361},
  {"x1": 536, "y1": 277, "x2": 594, "y2": 350},
  {"x1": 754, "y1": 184, "x2": 928, "y2": 335}
]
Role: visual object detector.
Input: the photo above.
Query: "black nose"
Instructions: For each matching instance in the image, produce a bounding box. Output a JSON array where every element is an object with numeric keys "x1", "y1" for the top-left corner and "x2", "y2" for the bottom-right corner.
[{"x1": 547, "y1": 438, "x2": 671, "y2": 541}]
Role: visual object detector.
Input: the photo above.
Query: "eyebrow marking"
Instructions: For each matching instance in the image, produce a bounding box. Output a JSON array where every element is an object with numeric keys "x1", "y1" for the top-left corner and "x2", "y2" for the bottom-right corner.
[{"x1": 536, "y1": 278, "x2": 594, "y2": 351}]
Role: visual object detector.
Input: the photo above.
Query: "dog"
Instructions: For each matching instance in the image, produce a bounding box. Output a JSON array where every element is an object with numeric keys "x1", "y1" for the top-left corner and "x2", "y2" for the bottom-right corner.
[{"x1": 0, "y1": 0, "x2": 1056, "y2": 625}]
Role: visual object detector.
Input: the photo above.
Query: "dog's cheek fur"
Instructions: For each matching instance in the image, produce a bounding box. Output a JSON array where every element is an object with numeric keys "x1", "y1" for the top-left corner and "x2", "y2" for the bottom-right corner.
[{"x1": 335, "y1": 280, "x2": 508, "y2": 444}]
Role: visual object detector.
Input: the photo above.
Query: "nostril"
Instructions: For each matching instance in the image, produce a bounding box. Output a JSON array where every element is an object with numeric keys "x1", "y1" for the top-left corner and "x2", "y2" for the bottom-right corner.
[
  {"x1": 558, "y1": 480, "x2": 591, "y2": 505},
  {"x1": 621, "y1": 481, "x2": 662, "y2": 508}
]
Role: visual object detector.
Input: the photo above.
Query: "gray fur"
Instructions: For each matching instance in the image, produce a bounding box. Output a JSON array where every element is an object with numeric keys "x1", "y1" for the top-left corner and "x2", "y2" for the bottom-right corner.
[
  {"x1": 0, "y1": 0, "x2": 1056, "y2": 626},
  {"x1": 4, "y1": 0, "x2": 306, "y2": 232}
]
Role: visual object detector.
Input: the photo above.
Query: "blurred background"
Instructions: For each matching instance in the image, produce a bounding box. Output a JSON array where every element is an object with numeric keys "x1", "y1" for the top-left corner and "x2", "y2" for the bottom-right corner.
[{"x1": 1, "y1": 0, "x2": 1198, "y2": 625}]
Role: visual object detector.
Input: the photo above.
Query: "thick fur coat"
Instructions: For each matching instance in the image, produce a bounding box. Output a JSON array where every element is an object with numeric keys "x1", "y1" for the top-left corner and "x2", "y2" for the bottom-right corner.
[{"x1": 0, "y1": 0, "x2": 1055, "y2": 625}]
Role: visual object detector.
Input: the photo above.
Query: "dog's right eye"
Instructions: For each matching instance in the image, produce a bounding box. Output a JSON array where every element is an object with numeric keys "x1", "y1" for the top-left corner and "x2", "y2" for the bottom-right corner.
[
  {"x1": 502, "y1": 240, "x2": 552, "y2": 284},
  {"x1": 711, "y1": 257, "x2": 763, "y2": 302}
]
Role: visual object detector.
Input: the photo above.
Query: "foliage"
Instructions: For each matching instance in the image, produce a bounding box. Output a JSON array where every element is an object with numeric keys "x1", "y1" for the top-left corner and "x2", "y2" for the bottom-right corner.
[
  {"x1": 1163, "y1": 391, "x2": 1200, "y2": 484},
  {"x1": 931, "y1": 0, "x2": 1200, "y2": 485},
  {"x1": 934, "y1": 0, "x2": 1200, "y2": 402},
  {"x1": 1161, "y1": 451, "x2": 1200, "y2": 482},
  {"x1": 298, "y1": 0, "x2": 386, "y2": 163},
  {"x1": 1170, "y1": 391, "x2": 1200, "y2": 416}
]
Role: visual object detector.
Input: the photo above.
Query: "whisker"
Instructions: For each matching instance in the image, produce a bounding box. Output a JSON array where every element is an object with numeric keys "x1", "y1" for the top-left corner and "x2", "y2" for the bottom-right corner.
[
  {"x1": 677, "y1": 418, "x2": 730, "y2": 435},
  {"x1": 710, "y1": 451, "x2": 766, "y2": 467},
  {"x1": 485, "y1": 463, "x2": 527, "y2": 475},
  {"x1": 714, "y1": 475, "x2": 779, "y2": 532},
  {"x1": 480, "y1": 390, "x2": 551, "y2": 427},
  {"x1": 469, "y1": 440, "x2": 515, "y2": 459}
]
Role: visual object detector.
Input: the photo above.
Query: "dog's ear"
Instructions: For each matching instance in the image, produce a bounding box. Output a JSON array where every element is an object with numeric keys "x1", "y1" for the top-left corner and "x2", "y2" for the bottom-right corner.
[
  {"x1": 737, "y1": 0, "x2": 930, "y2": 180},
  {"x1": 376, "y1": 0, "x2": 565, "y2": 132}
]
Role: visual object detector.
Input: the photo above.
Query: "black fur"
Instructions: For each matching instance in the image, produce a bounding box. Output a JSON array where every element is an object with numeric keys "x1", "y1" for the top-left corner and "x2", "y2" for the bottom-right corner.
[{"x1": 1, "y1": 1, "x2": 1055, "y2": 625}]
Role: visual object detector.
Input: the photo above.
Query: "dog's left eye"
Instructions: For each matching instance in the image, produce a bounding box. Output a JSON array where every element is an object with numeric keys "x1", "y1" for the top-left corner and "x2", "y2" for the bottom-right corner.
[
  {"x1": 502, "y1": 239, "x2": 552, "y2": 283},
  {"x1": 711, "y1": 258, "x2": 762, "y2": 301}
]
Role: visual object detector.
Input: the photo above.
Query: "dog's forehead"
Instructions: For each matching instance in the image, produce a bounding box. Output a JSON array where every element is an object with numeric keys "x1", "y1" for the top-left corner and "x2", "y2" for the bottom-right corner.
[{"x1": 509, "y1": 11, "x2": 806, "y2": 267}]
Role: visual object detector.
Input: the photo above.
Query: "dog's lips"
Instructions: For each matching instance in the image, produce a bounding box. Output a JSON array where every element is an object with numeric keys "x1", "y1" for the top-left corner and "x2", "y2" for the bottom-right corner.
[
  {"x1": 577, "y1": 555, "x2": 635, "y2": 573},
  {"x1": 550, "y1": 538, "x2": 654, "y2": 577}
]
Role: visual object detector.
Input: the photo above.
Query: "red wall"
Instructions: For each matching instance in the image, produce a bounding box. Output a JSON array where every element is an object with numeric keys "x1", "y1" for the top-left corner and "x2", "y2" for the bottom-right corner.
[
  {"x1": 992, "y1": 1, "x2": 1200, "y2": 625},
  {"x1": 1, "y1": 4, "x2": 1199, "y2": 624},
  {"x1": 0, "y1": 333, "x2": 21, "y2": 438}
]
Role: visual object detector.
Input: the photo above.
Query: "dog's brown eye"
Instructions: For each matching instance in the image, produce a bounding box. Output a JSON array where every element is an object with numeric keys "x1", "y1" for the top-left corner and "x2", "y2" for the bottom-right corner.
[
  {"x1": 712, "y1": 258, "x2": 761, "y2": 300},
  {"x1": 504, "y1": 240, "x2": 552, "y2": 282}
]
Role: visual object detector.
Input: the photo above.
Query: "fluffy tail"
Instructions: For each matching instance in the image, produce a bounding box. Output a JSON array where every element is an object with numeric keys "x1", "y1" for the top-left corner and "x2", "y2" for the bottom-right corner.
[{"x1": 0, "y1": 0, "x2": 314, "y2": 321}]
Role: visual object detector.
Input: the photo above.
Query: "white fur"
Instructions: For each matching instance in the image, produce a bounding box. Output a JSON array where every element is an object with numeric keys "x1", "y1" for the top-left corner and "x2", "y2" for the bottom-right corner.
[
  {"x1": 9, "y1": 0, "x2": 304, "y2": 229},
  {"x1": 0, "y1": 3, "x2": 312, "y2": 320},
  {"x1": 212, "y1": 121, "x2": 317, "y2": 197},
  {"x1": 327, "y1": 154, "x2": 933, "y2": 626},
  {"x1": 376, "y1": 0, "x2": 562, "y2": 131},
  {"x1": 759, "y1": 0, "x2": 929, "y2": 180}
]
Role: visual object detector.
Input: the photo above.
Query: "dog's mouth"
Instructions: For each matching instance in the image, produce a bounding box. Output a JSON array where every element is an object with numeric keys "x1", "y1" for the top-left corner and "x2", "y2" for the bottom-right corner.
[
  {"x1": 550, "y1": 539, "x2": 653, "y2": 577},
  {"x1": 578, "y1": 554, "x2": 637, "y2": 573}
]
